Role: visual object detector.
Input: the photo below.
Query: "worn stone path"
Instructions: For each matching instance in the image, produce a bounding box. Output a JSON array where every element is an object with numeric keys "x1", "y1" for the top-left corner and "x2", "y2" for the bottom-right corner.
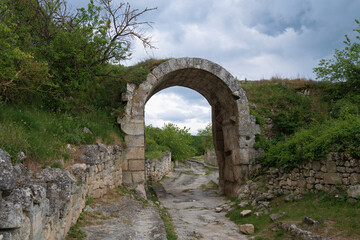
[
  {"x1": 153, "y1": 160, "x2": 247, "y2": 240},
  {"x1": 79, "y1": 195, "x2": 166, "y2": 240}
]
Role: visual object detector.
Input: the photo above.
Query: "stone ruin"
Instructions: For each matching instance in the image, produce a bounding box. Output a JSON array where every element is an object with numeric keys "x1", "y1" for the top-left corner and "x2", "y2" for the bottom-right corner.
[{"x1": 118, "y1": 57, "x2": 260, "y2": 196}]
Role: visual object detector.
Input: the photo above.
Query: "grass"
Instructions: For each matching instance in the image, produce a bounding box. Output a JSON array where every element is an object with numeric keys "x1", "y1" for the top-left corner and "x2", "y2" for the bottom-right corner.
[
  {"x1": 0, "y1": 104, "x2": 124, "y2": 166},
  {"x1": 148, "y1": 182, "x2": 178, "y2": 240},
  {"x1": 226, "y1": 192, "x2": 360, "y2": 239}
]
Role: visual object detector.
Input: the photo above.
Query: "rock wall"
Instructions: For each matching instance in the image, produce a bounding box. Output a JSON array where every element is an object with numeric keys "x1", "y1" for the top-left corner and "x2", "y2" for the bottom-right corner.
[
  {"x1": 204, "y1": 150, "x2": 218, "y2": 166},
  {"x1": 250, "y1": 152, "x2": 360, "y2": 196},
  {"x1": 145, "y1": 152, "x2": 172, "y2": 182},
  {"x1": 0, "y1": 143, "x2": 123, "y2": 240}
]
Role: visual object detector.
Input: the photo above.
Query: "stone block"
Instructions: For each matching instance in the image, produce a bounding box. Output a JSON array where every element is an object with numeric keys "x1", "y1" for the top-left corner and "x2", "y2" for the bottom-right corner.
[
  {"x1": 122, "y1": 159, "x2": 128, "y2": 171},
  {"x1": 132, "y1": 171, "x2": 145, "y2": 183},
  {"x1": 125, "y1": 135, "x2": 145, "y2": 147},
  {"x1": 122, "y1": 171, "x2": 132, "y2": 184},
  {"x1": 312, "y1": 161, "x2": 321, "y2": 171},
  {"x1": 125, "y1": 147, "x2": 145, "y2": 160},
  {"x1": 298, "y1": 177, "x2": 306, "y2": 188},
  {"x1": 349, "y1": 173, "x2": 359, "y2": 185},
  {"x1": 326, "y1": 161, "x2": 337, "y2": 173},
  {"x1": 120, "y1": 122, "x2": 145, "y2": 135},
  {"x1": 324, "y1": 173, "x2": 341, "y2": 185},
  {"x1": 129, "y1": 160, "x2": 145, "y2": 171},
  {"x1": 239, "y1": 148, "x2": 250, "y2": 165},
  {"x1": 347, "y1": 185, "x2": 360, "y2": 198}
]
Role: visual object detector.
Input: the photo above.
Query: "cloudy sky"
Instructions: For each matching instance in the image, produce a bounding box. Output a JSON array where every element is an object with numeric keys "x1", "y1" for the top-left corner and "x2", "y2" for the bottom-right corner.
[{"x1": 71, "y1": 0, "x2": 360, "y2": 134}]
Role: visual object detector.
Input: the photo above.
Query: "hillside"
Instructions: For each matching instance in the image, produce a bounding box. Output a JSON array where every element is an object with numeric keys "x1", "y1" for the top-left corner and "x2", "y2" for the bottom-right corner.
[{"x1": 241, "y1": 78, "x2": 360, "y2": 170}]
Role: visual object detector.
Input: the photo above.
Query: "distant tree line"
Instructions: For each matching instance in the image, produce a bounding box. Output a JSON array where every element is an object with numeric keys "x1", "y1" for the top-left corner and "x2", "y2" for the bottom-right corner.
[{"x1": 145, "y1": 123, "x2": 214, "y2": 161}]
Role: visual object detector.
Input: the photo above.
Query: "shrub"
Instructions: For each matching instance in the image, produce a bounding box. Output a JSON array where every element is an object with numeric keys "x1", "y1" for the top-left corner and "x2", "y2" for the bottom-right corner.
[
  {"x1": 145, "y1": 124, "x2": 196, "y2": 161},
  {"x1": 261, "y1": 116, "x2": 360, "y2": 170}
]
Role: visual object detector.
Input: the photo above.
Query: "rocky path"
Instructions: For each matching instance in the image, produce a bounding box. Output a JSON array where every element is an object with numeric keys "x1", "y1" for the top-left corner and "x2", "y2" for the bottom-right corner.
[
  {"x1": 74, "y1": 190, "x2": 167, "y2": 240},
  {"x1": 153, "y1": 160, "x2": 246, "y2": 240}
]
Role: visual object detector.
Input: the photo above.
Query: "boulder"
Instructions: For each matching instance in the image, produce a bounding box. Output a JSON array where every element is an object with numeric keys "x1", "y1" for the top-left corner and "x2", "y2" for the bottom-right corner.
[
  {"x1": 0, "y1": 149, "x2": 17, "y2": 191},
  {"x1": 239, "y1": 224, "x2": 255, "y2": 234}
]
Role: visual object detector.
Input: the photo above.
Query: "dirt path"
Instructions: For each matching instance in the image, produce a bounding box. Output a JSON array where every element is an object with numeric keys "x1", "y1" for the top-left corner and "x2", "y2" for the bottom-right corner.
[{"x1": 153, "y1": 160, "x2": 246, "y2": 240}]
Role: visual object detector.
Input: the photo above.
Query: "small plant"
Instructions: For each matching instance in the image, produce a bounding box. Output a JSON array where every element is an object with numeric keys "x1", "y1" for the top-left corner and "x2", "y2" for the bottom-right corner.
[
  {"x1": 50, "y1": 162, "x2": 63, "y2": 169},
  {"x1": 85, "y1": 195, "x2": 93, "y2": 206}
]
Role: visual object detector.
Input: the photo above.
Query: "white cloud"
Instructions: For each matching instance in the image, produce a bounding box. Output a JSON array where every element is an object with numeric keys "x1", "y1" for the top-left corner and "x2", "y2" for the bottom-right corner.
[{"x1": 145, "y1": 88, "x2": 211, "y2": 135}]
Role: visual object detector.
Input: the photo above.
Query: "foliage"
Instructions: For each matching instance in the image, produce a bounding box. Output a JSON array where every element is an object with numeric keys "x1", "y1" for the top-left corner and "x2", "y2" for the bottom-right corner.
[
  {"x1": 314, "y1": 19, "x2": 360, "y2": 93},
  {"x1": 197, "y1": 123, "x2": 214, "y2": 152},
  {"x1": 145, "y1": 124, "x2": 196, "y2": 161},
  {"x1": 0, "y1": 0, "x2": 155, "y2": 110},
  {"x1": 0, "y1": 2, "x2": 50, "y2": 103},
  {"x1": 260, "y1": 116, "x2": 360, "y2": 170}
]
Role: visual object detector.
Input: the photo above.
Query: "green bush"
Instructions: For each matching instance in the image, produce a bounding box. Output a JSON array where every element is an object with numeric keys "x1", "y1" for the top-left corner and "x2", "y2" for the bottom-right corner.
[
  {"x1": 145, "y1": 124, "x2": 196, "y2": 161},
  {"x1": 261, "y1": 116, "x2": 360, "y2": 170}
]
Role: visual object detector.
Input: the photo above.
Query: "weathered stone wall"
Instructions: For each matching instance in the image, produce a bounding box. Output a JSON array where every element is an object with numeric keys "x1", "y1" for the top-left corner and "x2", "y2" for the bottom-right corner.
[
  {"x1": 204, "y1": 150, "x2": 218, "y2": 166},
  {"x1": 0, "y1": 143, "x2": 123, "y2": 240},
  {"x1": 255, "y1": 152, "x2": 359, "y2": 195},
  {"x1": 145, "y1": 152, "x2": 172, "y2": 182}
]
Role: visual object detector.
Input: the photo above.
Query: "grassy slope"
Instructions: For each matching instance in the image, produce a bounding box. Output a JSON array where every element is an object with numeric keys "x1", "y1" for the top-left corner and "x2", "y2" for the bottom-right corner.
[
  {"x1": 242, "y1": 78, "x2": 360, "y2": 169},
  {"x1": 0, "y1": 104, "x2": 123, "y2": 166},
  {"x1": 226, "y1": 192, "x2": 360, "y2": 239},
  {"x1": 0, "y1": 59, "x2": 169, "y2": 167}
]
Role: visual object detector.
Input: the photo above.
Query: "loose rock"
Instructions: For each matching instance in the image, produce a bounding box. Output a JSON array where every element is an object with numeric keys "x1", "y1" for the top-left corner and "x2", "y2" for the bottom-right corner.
[
  {"x1": 347, "y1": 185, "x2": 360, "y2": 198},
  {"x1": 302, "y1": 217, "x2": 319, "y2": 228},
  {"x1": 240, "y1": 210, "x2": 252, "y2": 216},
  {"x1": 238, "y1": 200, "x2": 249, "y2": 208},
  {"x1": 270, "y1": 212, "x2": 284, "y2": 222},
  {"x1": 239, "y1": 224, "x2": 255, "y2": 235}
]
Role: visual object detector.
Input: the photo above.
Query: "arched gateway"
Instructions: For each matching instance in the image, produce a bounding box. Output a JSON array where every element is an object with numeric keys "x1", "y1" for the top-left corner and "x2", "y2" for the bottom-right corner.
[{"x1": 118, "y1": 58, "x2": 260, "y2": 196}]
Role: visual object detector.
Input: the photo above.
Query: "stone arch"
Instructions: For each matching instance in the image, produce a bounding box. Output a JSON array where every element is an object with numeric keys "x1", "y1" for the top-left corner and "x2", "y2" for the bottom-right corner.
[{"x1": 118, "y1": 58, "x2": 260, "y2": 196}]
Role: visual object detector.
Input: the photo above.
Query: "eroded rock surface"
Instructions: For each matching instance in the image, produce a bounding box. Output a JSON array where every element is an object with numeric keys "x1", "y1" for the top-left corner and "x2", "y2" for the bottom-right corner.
[{"x1": 81, "y1": 196, "x2": 166, "y2": 240}]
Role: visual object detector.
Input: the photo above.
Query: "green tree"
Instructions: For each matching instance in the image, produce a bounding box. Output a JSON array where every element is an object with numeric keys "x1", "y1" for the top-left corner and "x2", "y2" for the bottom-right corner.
[
  {"x1": 197, "y1": 123, "x2": 214, "y2": 153},
  {"x1": 145, "y1": 123, "x2": 196, "y2": 161},
  {"x1": 0, "y1": 2, "x2": 50, "y2": 103},
  {"x1": 1, "y1": 0, "x2": 155, "y2": 109},
  {"x1": 314, "y1": 19, "x2": 360, "y2": 93}
]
